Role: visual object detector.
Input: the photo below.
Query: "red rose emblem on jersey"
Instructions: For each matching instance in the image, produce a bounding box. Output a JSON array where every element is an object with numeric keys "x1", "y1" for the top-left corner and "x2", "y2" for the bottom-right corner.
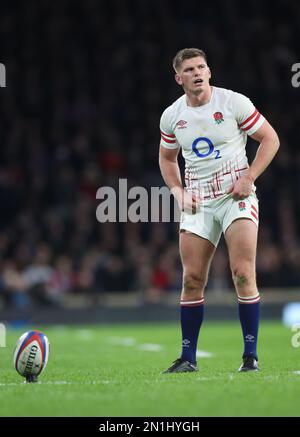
[
  {"x1": 238, "y1": 201, "x2": 246, "y2": 211},
  {"x1": 213, "y1": 112, "x2": 224, "y2": 124}
]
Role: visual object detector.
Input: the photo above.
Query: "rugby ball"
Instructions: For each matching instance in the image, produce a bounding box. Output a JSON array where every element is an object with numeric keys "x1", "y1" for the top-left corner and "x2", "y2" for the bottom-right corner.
[{"x1": 13, "y1": 330, "x2": 50, "y2": 382}]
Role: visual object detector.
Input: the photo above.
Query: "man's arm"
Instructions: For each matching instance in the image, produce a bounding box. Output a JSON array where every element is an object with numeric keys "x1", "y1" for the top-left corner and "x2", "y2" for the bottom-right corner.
[
  {"x1": 159, "y1": 145, "x2": 199, "y2": 212},
  {"x1": 159, "y1": 145, "x2": 182, "y2": 188},
  {"x1": 159, "y1": 145, "x2": 183, "y2": 206},
  {"x1": 247, "y1": 120, "x2": 280, "y2": 181},
  {"x1": 228, "y1": 120, "x2": 280, "y2": 200}
]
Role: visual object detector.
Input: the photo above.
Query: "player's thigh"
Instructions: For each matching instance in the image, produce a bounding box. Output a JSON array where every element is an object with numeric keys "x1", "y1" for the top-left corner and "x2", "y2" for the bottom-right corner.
[
  {"x1": 179, "y1": 231, "x2": 216, "y2": 280},
  {"x1": 224, "y1": 218, "x2": 258, "y2": 271}
]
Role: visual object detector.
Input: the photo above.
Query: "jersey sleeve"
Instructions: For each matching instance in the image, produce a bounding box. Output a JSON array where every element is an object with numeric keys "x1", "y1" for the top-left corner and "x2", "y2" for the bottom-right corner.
[
  {"x1": 159, "y1": 109, "x2": 179, "y2": 149},
  {"x1": 232, "y1": 92, "x2": 265, "y2": 136}
]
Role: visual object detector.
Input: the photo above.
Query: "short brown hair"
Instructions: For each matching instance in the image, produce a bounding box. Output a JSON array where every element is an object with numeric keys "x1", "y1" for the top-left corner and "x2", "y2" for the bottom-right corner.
[{"x1": 173, "y1": 48, "x2": 208, "y2": 72}]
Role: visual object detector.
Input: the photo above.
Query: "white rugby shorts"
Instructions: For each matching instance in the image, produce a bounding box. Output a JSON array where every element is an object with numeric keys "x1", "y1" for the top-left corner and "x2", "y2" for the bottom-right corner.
[{"x1": 180, "y1": 191, "x2": 259, "y2": 247}]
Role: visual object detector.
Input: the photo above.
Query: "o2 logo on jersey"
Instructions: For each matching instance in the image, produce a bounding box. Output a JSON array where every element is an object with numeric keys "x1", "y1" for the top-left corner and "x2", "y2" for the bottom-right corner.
[{"x1": 192, "y1": 137, "x2": 221, "y2": 159}]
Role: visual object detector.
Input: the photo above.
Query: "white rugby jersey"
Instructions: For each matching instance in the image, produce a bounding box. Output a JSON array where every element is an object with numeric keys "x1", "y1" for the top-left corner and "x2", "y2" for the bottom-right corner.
[{"x1": 160, "y1": 86, "x2": 265, "y2": 201}]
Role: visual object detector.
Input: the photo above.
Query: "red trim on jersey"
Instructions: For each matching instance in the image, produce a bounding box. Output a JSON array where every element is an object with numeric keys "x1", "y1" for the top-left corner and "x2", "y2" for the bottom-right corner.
[
  {"x1": 251, "y1": 211, "x2": 258, "y2": 221},
  {"x1": 160, "y1": 130, "x2": 175, "y2": 138},
  {"x1": 241, "y1": 112, "x2": 261, "y2": 132},
  {"x1": 234, "y1": 167, "x2": 248, "y2": 173},
  {"x1": 161, "y1": 135, "x2": 176, "y2": 144},
  {"x1": 239, "y1": 109, "x2": 258, "y2": 127}
]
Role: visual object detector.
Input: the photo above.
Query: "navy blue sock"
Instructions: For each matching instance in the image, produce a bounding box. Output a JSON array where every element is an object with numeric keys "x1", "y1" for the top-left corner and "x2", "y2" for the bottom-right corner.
[
  {"x1": 180, "y1": 298, "x2": 204, "y2": 364},
  {"x1": 238, "y1": 294, "x2": 260, "y2": 360}
]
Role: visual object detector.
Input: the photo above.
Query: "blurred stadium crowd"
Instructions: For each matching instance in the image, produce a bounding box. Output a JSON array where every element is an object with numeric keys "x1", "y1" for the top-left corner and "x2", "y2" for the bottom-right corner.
[{"x1": 0, "y1": 0, "x2": 299, "y2": 308}]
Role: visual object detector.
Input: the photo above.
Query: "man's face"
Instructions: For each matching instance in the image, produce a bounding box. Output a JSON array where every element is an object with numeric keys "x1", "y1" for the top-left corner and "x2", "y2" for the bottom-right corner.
[{"x1": 175, "y1": 56, "x2": 211, "y2": 93}]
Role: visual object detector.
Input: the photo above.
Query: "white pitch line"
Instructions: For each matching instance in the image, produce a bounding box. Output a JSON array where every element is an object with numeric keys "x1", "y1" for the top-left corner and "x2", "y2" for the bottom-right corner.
[
  {"x1": 108, "y1": 337, "x2": 136, "y2": 346},
  {"x1": 75, "y1": 330, "x2": 94, "y2": 341},
  {"x1": 138, "y1": 343, "x2": 163, "y2": 352},
  {"x1": 196, "y1": 350, "x2": 214, "y2": 358},
  {"x1": 108, "y1": 337, "x2": 164, "y2": 352},
  {"x1": 293, "y1": 371, "x2": 300, "y2": 375}
]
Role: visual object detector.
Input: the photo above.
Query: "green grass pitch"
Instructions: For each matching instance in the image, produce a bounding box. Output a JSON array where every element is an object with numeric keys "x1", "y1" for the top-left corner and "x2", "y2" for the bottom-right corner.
[{"x1": 0, "y1": 321, "x2": 299, "y2": 417}]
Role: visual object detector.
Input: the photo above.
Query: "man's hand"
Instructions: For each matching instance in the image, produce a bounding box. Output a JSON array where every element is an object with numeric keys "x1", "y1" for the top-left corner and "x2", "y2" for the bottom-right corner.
[
  {"x1": 171, "y1": 187, "x2": 201, "y2": 214},
  {"x1": 226, "y1": 174, "x2": 254, "y2": 200}
]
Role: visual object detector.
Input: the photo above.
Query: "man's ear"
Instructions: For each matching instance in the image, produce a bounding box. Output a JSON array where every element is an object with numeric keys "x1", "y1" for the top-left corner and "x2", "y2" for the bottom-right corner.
[
  {"x1": 175, "y1": 73, "x2": 182, "y2": 86},
  {"x1": 208, "y1": 67, "x2": 212, "y2": 80}
]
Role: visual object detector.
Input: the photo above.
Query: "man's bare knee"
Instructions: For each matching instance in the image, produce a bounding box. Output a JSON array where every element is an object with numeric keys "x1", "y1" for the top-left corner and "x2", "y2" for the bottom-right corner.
[
  {"x1": 231, "y1": 264, "x2": 257, "y2": 294},
  {"x1": 182, "y1": 273, "x2": 206, "y2": 299}
]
